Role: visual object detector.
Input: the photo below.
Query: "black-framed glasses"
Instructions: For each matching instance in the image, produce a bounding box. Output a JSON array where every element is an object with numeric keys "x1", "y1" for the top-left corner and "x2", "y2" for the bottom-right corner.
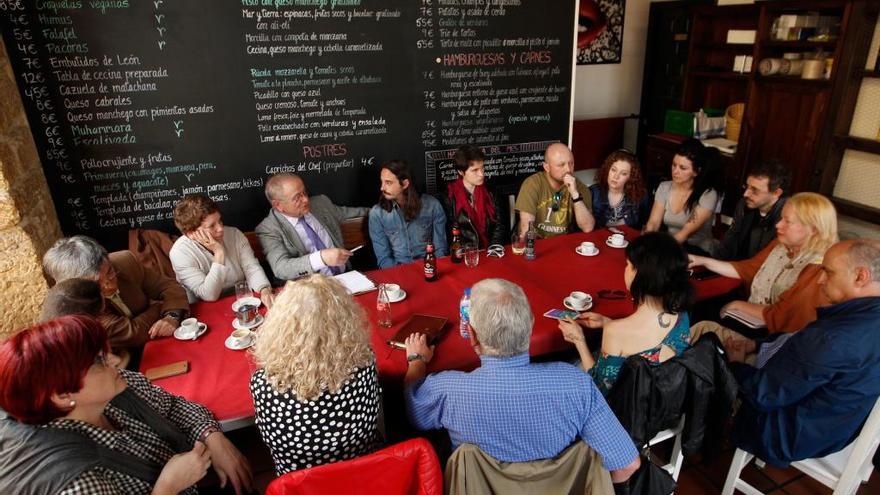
[{"x1": 598, "y1": 289, "x2": 628, "y2": 300}]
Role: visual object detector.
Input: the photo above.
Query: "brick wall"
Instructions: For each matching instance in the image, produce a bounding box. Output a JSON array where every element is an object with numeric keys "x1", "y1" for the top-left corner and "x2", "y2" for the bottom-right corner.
[{"x1": 0, "y1": 38, "x2": 62, "y2": 339}]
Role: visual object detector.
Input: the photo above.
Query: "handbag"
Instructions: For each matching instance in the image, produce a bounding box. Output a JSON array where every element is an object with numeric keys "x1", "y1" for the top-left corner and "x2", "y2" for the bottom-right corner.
[{"x1": 614, "y1": 448, "x2": 677, "y2": 495}]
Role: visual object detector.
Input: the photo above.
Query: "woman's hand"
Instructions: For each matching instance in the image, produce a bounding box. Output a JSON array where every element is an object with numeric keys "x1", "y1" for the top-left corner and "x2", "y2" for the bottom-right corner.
[
  {"x1": 153, "y1": 442, "x2": 210, "y2": 495},
  {"x1": 688, "y1": 254, "x2": 705, "y2": 269},
  {"x1": 558, "y1": 318, "x2": 586, "y2": 345},
  {"x1": 576, "y1": 312, "x2": 610, "y2": 329},
  {"x1": 204, "y1": 433, "x2": 254, "y2": 495},
  {"x1": 260, "y1": 287, "x2": 275, "y2": 309}
]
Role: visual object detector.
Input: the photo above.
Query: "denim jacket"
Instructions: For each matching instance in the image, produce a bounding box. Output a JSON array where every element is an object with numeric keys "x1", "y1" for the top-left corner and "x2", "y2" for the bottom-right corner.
[
  {"x1": 369, "y1": 194, "x2": 448, "y2": 268},
  {"x1": 589, "y1": 184, "x2": 650, "y2": 229}
]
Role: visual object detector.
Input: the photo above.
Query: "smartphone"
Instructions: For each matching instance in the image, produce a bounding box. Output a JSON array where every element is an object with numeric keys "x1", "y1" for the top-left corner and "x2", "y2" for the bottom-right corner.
[
  {"x1": 145, "y1": 361, "x2": 189, "y2": 381},
  {"x1": 691, "y1": 270, "x2": 720, "y2": 281},
  {"x1": 543, "y1": 309, "x2": 580, "y2": 320}
]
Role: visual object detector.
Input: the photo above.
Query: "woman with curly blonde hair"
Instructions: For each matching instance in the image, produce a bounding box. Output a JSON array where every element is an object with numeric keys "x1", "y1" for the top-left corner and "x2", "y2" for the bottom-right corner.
[{"x1": 250, "y1": 275, "x2": 381, "y2": 475}]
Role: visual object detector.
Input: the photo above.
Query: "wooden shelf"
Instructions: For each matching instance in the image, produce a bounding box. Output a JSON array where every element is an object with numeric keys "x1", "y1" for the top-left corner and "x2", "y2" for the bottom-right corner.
[
  {"x1": 831, "y1": 197, "x2": 880, "y2": 225},
  {"x1": 755, "y1": 75, "x2": 830, "y2": 85},
  {"x1": 863, "y1": 69, "x2": 880, "y2": 78},
  {"x1": 762, "y1": 40, "x2": 837, "y2": 49},
  {"x1": 834, "y1": 135, "x2": 880, "y2": 155},
  {"x1": 694, "y1": 42, "x2": 755, "y2": 51},
  {"x1": 689, "y1": 71, "x2": 750, "y2": 80}
]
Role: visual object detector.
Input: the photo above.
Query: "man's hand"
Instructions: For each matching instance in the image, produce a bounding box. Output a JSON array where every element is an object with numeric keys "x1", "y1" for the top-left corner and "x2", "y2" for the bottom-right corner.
[
  {"x1": 723, "y1": 336, "x2": 755, "y2": 363},
  {"x1": 562, "y1": 173, "x2": 579, "y2": 197},
  {"x1": 404, "y1": 333, "x2": 435, "y2": 363},
  {"x1": 204, "y1": 432, "x2": 254, "y2": 495},
  {"x1": 320, "y1": 247, "x2": 352, "y2": 267},
  {"x1": 148, "y1": 316, "x2": 178, "y2": 339}
]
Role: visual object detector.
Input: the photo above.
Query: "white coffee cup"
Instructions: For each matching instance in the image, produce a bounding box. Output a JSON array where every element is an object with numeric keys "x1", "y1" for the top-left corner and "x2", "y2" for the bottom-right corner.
[
  {"x1": 579, "y1": 241, "x2": 597, "y2": 254},
  {"x1": 230, "y1": 329, "x2": 253, "y2": 347},
  {"x1": 609, "y1": 233, "x2": 625, "y2": 246},
  {"x1": 178, "y1": 318, "x2": 199, "y2": 338},
  {"x1": 569, "y1": 291, "x2": 592, "y2": 310},
  {"x1": 384, "y1": 283, "x2": 402, "y2": 299}
]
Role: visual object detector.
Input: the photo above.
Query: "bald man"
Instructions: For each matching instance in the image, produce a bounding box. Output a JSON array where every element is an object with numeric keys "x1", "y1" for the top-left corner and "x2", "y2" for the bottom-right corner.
[
  {"x1": 514, "y1": 143, "x2": 595, "y2": 238},
  {"x1": 727, "y1": 239, "x2": 880, "y2": 466},
  {"x1": 256, "y1": 173, "x2": 368, "y2": 281}
]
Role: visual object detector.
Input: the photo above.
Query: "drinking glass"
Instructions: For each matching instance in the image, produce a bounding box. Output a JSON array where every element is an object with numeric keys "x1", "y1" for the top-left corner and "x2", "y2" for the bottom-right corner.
[
  {"x1": 511, "y1": 233, "x2": 525, "y2": 255},
  {"x1": 235, "y1": 281, "x2": 251, "y2": 302},
  {"x1": 464, "y1": 245, "x2": 480, "y2": 268}
]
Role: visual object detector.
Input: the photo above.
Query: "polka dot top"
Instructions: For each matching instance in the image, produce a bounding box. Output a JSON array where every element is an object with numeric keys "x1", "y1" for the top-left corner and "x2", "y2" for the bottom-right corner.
[{"x1": 250, "y1": 363, "x2": 382, "y2": 475}]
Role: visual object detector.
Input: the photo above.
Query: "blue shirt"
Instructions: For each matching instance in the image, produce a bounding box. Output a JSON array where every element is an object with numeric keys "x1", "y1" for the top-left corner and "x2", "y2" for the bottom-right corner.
[
  {"x1": 369, "y1": 194, "x2": 447, "y2": 268},
  {"x1": 732, "y1": 297, "x2": 880, "y2": 466},
  {"x1": 405, "y1": 353, "x2": 638, "y2": 468},
  {"x1": 589, "y1": 184, "x2": 650, "y2": 229}
]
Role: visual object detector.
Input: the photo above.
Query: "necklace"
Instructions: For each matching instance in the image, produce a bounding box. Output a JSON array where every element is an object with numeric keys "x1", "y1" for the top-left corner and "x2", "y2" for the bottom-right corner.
[{"x1": 658, "y1": 311, "x2": 674, "y2": 329}]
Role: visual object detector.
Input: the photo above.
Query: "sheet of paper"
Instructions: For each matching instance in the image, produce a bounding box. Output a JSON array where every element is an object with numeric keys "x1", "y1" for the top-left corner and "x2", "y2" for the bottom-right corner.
[{"x1": 333, "y1": 270, "x2": 377, "y2": 295}]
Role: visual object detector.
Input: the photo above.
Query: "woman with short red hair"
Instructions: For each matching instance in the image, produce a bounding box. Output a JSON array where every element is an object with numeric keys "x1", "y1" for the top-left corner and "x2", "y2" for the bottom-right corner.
[{"x1": 0, "y1": 316, "x2": 252, "y2": 495}]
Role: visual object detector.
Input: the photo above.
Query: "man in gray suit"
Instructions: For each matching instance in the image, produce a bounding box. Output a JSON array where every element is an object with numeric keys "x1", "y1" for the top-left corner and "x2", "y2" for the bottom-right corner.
[{"x1": 256, "y1": 173, "x2": 368, "y2": 281}]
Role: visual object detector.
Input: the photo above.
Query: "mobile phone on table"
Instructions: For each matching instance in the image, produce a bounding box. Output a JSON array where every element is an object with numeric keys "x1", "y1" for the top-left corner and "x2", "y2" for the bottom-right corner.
[
  {"x1": 145, "y1": 361, "x2": 189, "y2": 381},
  {"x1": 543, "y1": 309, "x2": 580, "y2": 320}
]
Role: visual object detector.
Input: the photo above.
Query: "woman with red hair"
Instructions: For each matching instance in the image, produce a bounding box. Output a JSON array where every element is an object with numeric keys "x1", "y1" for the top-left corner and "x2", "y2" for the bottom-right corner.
[
  {"x1": 0, "y1": 316, "x2": 252, "y2": 495},
  {"x1": 589, "y1": 150, "x2": 650, "y2": 229}
]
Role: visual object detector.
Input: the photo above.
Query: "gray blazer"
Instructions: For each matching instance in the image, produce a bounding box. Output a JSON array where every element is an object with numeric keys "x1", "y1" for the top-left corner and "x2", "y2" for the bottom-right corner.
[{"x1": 255, "y1": 195, "x2": 368, "y2": 281}]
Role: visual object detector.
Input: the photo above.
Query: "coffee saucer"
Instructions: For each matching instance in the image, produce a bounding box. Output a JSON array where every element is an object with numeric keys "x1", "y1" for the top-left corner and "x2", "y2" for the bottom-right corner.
[
  {"x1": 576, "y1": 246, "x2": 599, "y2": 257},
  {"x1": 173, "y1": 323, "x2": 207, "y2": 340},
  {"x1": 232, "y1": 296, "x2": 261, "y2": 312},
  {"x1": 225, "y1": 333, "x2": 255, "y2": 350},
  {"x1": 564, "y1": 297, "x2": 593, "y2": 312},
  {"x1": 605, "y1": 238, "x2": 629, "y2": 249},
  {"x1": 232, "y1": 314, "x2": 264, "y2": 330},
  {"x1": 387, "y1": 290, "x2": 407, "y2": 303}
]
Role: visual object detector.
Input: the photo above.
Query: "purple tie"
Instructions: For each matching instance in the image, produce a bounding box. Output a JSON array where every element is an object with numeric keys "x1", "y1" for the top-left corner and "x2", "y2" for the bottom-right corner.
[{"x1": 300, "y1": 219, "x2": 341, "y2": 275}]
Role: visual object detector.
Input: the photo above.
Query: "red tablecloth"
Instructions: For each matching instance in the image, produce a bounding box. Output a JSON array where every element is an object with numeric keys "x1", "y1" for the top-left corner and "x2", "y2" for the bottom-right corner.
[{"x1": 140, "y1": 228, "x2": 739, "y2": 428}]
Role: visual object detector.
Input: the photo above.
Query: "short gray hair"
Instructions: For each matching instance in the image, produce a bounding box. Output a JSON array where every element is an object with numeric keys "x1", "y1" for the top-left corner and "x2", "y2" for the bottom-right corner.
[
  {"x1": 469, "y1": 278, "x2": 533, "y2": 357},
  {"x1": 265, "y1": 172, "x2": 301, "y2": 202},
  {"x1": 847, "y1": 240, "x2": 880, "y2": 282},
  {"x1": 43, "y1": 236, "x2": 108, "y2": 282}
]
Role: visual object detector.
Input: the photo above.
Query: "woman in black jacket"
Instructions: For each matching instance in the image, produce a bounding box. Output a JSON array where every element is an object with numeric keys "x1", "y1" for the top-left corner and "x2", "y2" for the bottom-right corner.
[{"x1": 443, "y1": 145, "x2": 507, "y2": 249}]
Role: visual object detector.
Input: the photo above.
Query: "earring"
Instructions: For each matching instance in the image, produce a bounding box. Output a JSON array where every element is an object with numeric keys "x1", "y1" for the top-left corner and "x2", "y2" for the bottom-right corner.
[{"x1": 69, "y1": 400, "x2": 76, "y2": 408}]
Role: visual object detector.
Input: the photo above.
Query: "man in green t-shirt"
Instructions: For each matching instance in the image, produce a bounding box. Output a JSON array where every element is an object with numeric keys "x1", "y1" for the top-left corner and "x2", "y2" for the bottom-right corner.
[{"x1": 515, "y1": 143, "x2": 594, "y2": 238}]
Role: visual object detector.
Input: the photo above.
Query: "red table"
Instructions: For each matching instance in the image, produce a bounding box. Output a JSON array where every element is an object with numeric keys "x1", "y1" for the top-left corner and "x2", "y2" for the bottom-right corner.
[{"x1": 140, "y1": 228, "x2": 739, "y2": 430}]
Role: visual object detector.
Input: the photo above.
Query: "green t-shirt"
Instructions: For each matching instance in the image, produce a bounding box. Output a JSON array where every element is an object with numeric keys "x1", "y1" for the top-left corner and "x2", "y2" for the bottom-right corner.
[{"x1": 514, "y1": 172, "x2": 592, "y2": 238}]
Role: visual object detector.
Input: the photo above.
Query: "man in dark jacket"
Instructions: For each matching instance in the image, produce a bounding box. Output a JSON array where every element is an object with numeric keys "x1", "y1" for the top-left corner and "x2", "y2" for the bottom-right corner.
[
  {"x1": 713, "y1": 160, "x2": 789, "y2": 261},
  {"x1": 727, "y1": 240, "x2": 880, "y2": 466}
]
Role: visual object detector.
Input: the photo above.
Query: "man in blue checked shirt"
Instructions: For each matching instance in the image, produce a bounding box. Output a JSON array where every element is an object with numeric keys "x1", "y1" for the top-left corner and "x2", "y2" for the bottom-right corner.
[{"x1": 403, "y1": 278, "x2": 640, "y2": 483}]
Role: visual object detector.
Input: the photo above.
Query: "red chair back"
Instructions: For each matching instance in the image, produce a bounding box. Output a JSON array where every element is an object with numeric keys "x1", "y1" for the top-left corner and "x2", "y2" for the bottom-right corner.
[{"x1": 265, "y1": 438, "x2": 442, "y2": 495}]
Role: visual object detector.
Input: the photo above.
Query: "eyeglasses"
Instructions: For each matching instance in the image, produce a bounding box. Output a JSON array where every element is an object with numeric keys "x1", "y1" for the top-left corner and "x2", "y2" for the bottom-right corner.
[
  {"x1": 286, "y1": 190, "x2": 308, "y2": 203},
  {"x1": 741, "y1": 184, "x2": 767, "y2": 195},
  {"x1": 597, "y1": 289, "x2": 628, "y2": 300},
  {"x1": 487, "y1": 244, "x2": 505, "y2": 258}
]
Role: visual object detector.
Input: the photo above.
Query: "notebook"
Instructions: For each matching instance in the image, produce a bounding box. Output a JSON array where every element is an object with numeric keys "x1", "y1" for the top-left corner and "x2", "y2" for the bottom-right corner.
[
  {"x1": 333, "y1": 270, "x2": 376, "y2": 295},
  {"x1": 387, "y1": 314, "x2": 448, "y2": 350}
]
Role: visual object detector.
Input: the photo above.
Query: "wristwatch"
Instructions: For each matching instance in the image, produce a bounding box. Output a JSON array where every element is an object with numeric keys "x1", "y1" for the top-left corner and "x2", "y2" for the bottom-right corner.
[
  {"x1": 572, "y1": 195, "x2": 584, "y2": 204},
  {"x1": 161, "y1": 310, "x2": 185, "y2": 323},
  {"x1": 407, "y1": 353, "x2": 425, "y2": 363}
]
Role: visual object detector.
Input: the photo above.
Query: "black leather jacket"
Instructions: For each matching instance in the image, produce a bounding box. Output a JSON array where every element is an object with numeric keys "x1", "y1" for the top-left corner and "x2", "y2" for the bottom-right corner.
[
  {"x1": 442, "y1": 187, "x2": 508, "y2": 249},
  {"x1": 605, "y1": 333, "x2": 738, "y2": 458},
  {"x1": 714, "y1": 196, "x2": 787, "y2": 261}
]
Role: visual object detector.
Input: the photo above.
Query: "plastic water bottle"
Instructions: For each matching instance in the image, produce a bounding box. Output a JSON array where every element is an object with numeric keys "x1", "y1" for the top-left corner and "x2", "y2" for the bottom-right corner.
[{"x1": 459, "y1": 288, "x2": 471, "y2": 339}]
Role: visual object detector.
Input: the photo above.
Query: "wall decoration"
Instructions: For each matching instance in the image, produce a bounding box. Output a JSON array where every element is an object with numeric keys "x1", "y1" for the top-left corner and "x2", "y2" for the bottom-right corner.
[{"x1": 577, "y1": 0, "x2": 626, "y2": 65}]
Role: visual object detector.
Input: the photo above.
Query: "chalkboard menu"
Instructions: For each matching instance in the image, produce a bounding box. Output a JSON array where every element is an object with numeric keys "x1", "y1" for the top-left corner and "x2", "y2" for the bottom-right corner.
[{"x1": 1, "y1": 0, "x2": 575, "y2": 249}]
